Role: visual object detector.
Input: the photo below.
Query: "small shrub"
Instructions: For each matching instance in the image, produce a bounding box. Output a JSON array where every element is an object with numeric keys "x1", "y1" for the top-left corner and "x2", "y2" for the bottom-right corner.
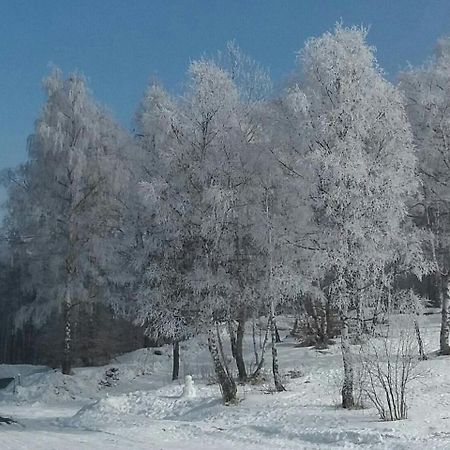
[{"x1": 359, "y1": 328, "x2": 419, "y2": 421}]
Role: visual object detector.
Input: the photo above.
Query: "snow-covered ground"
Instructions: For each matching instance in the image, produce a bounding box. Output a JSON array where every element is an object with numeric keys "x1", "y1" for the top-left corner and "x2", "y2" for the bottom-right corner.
[{"x1": 1, "y1": 313, "x2": 450, "y2": 449}]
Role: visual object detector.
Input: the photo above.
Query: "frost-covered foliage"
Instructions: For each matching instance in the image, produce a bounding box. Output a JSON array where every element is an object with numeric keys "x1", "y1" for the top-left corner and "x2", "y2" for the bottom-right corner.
[
  {"x1": 4, "y1": 69, "x2": 133, "y2": 373},
  {"x1": 297, "y1": 25, "x2": 425, "y2": 310},
  {"x1": 400, "y1": 39, "x2": 450, "y2": 354},
  {"x1": 277, "y1": 25, "x2": 428, "y2": 408}
]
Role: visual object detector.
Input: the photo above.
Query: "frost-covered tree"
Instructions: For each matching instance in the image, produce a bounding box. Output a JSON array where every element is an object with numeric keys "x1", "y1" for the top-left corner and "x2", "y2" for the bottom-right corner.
[
  {"x1": 170, "y1": 60, "x2": 245, "y2": 401},
  {"x1": 135, "y1": 60, "x2": 257, "y2": 401},
  {"x1": 285, "y1": 25, "x2": 426, "y2": 408},
  {"x1": 215, "y1": 42, "x2": 276, "y2": 382},
  {"x1": 245, "y1": 115, "x2": 308, "y2": 390},
  {"x1": 130, "y1": 80, "x2": 194, "y2": 381},
  {"x1": 4, "y1": 69, "x2": 130, "y2": 374},
  {"x1": 399, "y1": 38, "x2": 450, "y2": 354}
]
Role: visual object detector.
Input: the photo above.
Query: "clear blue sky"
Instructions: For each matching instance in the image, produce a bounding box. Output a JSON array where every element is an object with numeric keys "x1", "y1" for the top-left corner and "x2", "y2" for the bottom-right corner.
[{"x1": 1, "y1": 0, "x2": 450, "y2": 204}]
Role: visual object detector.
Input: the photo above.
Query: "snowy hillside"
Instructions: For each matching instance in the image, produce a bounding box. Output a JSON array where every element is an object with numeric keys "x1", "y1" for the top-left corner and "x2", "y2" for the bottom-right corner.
[{"x1": 1, "y1": 312, "x2": 450, "y2": 449}]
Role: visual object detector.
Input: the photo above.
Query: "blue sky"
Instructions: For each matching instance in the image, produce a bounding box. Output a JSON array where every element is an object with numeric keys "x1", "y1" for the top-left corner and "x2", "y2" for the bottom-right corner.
[{"x1": 1, "y1": 0, "x2": 450, "y2": 207}]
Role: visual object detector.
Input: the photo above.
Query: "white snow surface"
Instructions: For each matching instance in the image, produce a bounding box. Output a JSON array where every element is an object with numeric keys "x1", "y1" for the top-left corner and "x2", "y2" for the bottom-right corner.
[{"x1": 1, "y1": 314, "x2": 450, "y2": 449}]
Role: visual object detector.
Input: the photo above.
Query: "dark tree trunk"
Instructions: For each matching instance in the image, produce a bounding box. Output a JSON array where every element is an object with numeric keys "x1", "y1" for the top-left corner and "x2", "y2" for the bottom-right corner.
[
  {"x1": 356, "y1": 299, "x2": 364, "y2": 338},
  {"x1": 235, "y1": 317, "x2": 247, "y2": 382},
  {"x1": 61, "y1": 289, "x2": 72, "y2": 375},
  {"x1": 228, "y1": 321, "x2": 237, "y2": 359},
  {"x1": 274, "y1": 321, "x2": 282, "y2": 343},
  {"x1": 371, "y1": 294, "x2": 382, "y2": 333},
  {"x1": 207, "y1": 328, "x2": 237, "y2": 404},
  {"x1": 325, "y1": 299, "x2": 333, "y2": 339},
  {"x1": 270, "y1": 307, "x2": 285, "y2": 392},
  {"x1": 440, "y1": 275, "x2": 450, "y2": 355},
  {"x1": 341, "y1": 315, "x2": 354, "y2": 409},
  {"x1": 252, "y1": 318, "x2": 260, "y2": 366},
  {"x1": 251, "y1": 318, "x2": 270, "y2": 380},
  {"x1": 172, "y1": 341, "x2": 180, "y2": 381},
  {"x1": 414, "y1": 320, "x2": 427, "y2": 360}
]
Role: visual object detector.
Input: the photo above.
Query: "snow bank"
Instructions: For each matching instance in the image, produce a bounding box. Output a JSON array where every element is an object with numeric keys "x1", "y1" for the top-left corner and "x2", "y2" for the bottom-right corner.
[
  {"x1": 0, "y1": 347, "x2": 174, "y2": 404},
  {"x1": 10, "y1": 369, "x2": 99, "y2": 403},
  {"x1": 64, "y1": 385, "x2": 221, "y2": 429}
]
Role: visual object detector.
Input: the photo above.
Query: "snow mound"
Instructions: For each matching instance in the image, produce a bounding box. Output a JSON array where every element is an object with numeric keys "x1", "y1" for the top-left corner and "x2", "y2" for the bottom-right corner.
[
  {"x1": 11, "y1": 370, "x2": 98, "y2": 403},
  {"x1": 64, "y1": 387, "x2": 221, "y2": 429},
  {"x1": 0, "y1": 348, "x2": 174, "y2": 405}
]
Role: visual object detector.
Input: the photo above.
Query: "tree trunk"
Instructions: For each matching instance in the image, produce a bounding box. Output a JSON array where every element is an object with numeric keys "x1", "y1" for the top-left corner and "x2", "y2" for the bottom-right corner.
[
  {"x1": 252, "y1": 317, "x2": 260, "y2": 367},
  {"x1": 414, "y1": 320, "x2": 427, "y2": 360},
  {"x1": 235, "y1": 317, "x2": 247, "y2": 382},
  {"x1": 207, "y1": 328, "x2": 237, "y2": 404},
  {"x1": 325, "y1": 298, "x2": 333, "y2": 339},
  {"x1": 270, "y1": 304, "x2": 285, "y2": 392},
  {"x1": 62, "y1": 287, "x2": 72, "y2": 375},
  {"x1": 216, "y1": 322, "x2": 233, "y2": 378},
  {"x1": 228, "y1": 321, "x2": 237, "y2": 359},
  {"x1": 172, "y1": 341, "x2": 180, "y2": 381},
  {"x1": 440, "y1": 275, "x2": 450, "y2": 355},
  {"x1": 356, "y1": 298, "x2": 364, "y2": 338},
  {"x1": 371, "y1": 293, "x2": 382, "y2": 334},
  {"x1": 274, "y1": 321, "x2": 282, "y2": 343},
  {"x1": 341, "y1": 314, "x2": 354, "y2": 409},
  {"x1": 265, "y1": 190, "x2": 284, "y2": 391},
  {"x1": 251, "y1": 317, "x2": 270, "y2": 380},
  {"x1": 310, "y1": 298, "x2": 323, "y2": 343}
]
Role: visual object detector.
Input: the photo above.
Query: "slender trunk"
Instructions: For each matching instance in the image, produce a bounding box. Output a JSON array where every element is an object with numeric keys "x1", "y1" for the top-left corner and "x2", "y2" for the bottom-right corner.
[
  {"x1": 265, "y1": 189, "x2": 284, "y2": 391},
  {"x1": 270, "y1": 303, "x2": 285, "y2": 392},
  {"x1": 371, "y1": 293, "x2": 381, "y2": 333},
  {"x1": 63, "y1": 221, "x2": 76, "y2": 375},
  {"x1": 310, "y1": 298, "x2": 322, "y2": 342},
  {"x1": 252, "y1": 317, "x2": 260, "y2": 367},
  {"x1": 235, "y1": 316, "x2": 247, "y2": 382},
  {"x1": 172, "y1": 341, "x2": 180, "y2": 381},
  {"x1": 414, "y1": 320, "x2": 427, "y2": 360},
  {"x1": 320, "y1": 303, "x2": 327, "y2": 342},
  {"x1": 291, "y1": 318, "x2": 299, "y2": 337},
  {"x1": 356, "y1": 298, "x2": 364, "y2": 338},
  {"x1": 251, "y1": 317, "x2": 270, "y2": 379},
  {"x1": 207, "y1": 328, "x2": 237, "y2": 404},
  {"x1": 325, "y1": 298, "x2": 332, "y2": 339},
  {"x1": 62, "y1": 287, "x2": 72, "y2": 375},
  {"x1": 440, "y1": 275, "x2": 450, "y2": 355},
  {"x1": 341, "y1": 314, "x2": 354, "y2": 409},
  {"x1": 216, "y1": 322, "x2": 233, "y2": 378},
  {"x1": 228, "y1": 320, "x2": 237, "y2": 359},
  {"x1": 274, "y1": 321, "x2": 282, "y2": 343}
]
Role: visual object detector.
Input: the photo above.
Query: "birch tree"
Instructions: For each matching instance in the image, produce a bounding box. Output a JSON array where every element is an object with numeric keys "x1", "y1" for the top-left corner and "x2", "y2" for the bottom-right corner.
[
  {"x1": 399, "y1": 38, "x2": 450, "y2": 354},
  {"x1": 4, "y1": 69, "x2": 129, "y2": 374},
  {"x1": 287, "y1": 25, "x2": 426, "y2": 408}
]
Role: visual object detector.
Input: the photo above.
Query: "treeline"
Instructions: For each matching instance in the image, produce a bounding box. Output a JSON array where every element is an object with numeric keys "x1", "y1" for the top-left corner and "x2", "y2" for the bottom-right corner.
[{"x1": 1, "y1": 25, "x2": 450, "y2": 407}]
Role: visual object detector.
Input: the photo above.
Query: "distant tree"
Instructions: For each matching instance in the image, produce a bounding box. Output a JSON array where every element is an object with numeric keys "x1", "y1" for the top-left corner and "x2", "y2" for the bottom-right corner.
[
  {"x1": 399, "y1": 38, "x2": 450, "y2": 354},
  {"x1": 4, "y1": 69, "x2": 130, "y2": 374}
]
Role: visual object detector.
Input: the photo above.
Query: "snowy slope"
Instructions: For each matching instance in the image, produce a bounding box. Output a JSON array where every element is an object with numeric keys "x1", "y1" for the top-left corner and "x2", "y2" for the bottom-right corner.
[{"x1": 1, "y1": 313, "x2": 450, "y2": 449}]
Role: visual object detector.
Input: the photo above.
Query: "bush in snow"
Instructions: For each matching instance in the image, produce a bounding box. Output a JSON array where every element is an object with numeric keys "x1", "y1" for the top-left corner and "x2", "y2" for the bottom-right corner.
[{"x1": 359, "y1": 328, "x2": 419, "y2": 421}]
